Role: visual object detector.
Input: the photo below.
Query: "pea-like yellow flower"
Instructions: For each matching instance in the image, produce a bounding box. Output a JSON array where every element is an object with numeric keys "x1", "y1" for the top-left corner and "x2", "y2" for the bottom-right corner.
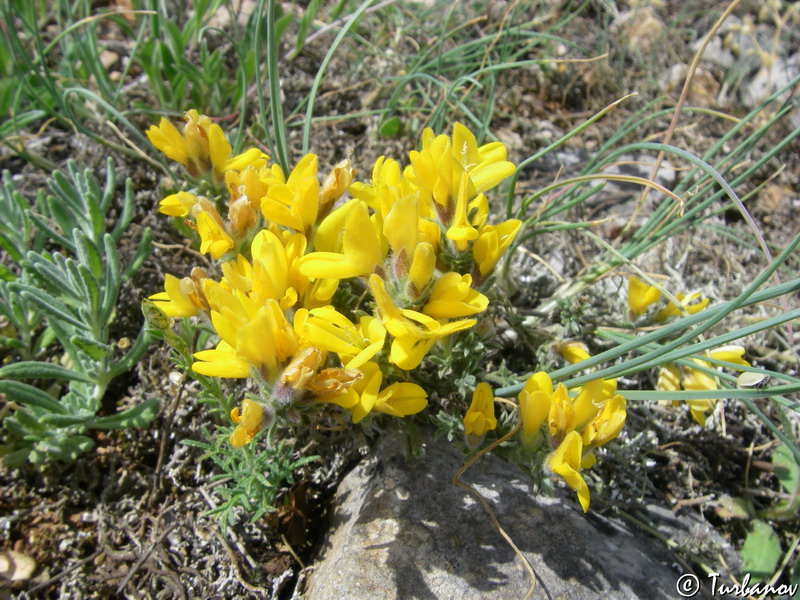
[
  {"x1": 373, "y1": 381, "x2": 428, "y2": 419},
  {"x1": 582, "y1": 394, "x2": 626, "y2": 448},
  {"x1": 383, "y1": 193, "x2": 420, "y2": 260},
  {"x1": 324, "y1": 361, "x2": 427, "y2": 423},
  {"x1": 148, "y1": 273, "x2": 204, "y2": 318},
  {"x1": 197, "y1": 211, "x2": 234, "y2": 259},
  {"x1": 572, "y1": 377, "x2": 618, "y2": 431},
  {"x1": 159, "y1": 191, "x2": 199, "y2": 217},
  {"x1": 146, "y1": 110, "x2": 232, "y2": 181},
  {"x1": 628, "y1": 275, "x2": 662, "y2": 316},
  {"x1": 463, "y1": 382, "x2": 497, "y2": 437},
  {"x1": 657, "y1": 345, "x2": 749, "y2": 425},
  {"x1": 451, "y1": 122, "x2": 516, "y2": 194},
  {"x1": 369, "y1": 274, "x2": 476, "y2": 370},
  {"x1": 655, "y1": 292, "x2": 710, "y2": 321},
  {"x1": 472, "y1": 219, "x2": 522, "y2": 278},
  {"x1": 554, "y1": 341, "x2": 591, "y2": 364},
  {"x1": 547, "y1": 383, "x2": 575, "y2": 439},
  {"x1": 230, "y1": 398, "x2": 265, "y2": 447},
  {"x1": 301, "y1": 307, "x2": 386, "y2": 370},
  {"x1": 548, "y1": 431, "x2": 590, "y2": 512},
  {"x1": 300, "y1": 201, "x2": 383, "y2": 279},
  {"x1": 192, "y1": 294, "x2": 299, "y2": 380},
  {"x1": 261, "y1": 153, "x2": 320, "y2": 233},
  {"x1": 518, "y1": 371, "x2": 553, "y2": 438},
  {"x1": 226, "y1": 163, "x2": 283, "y2": 210},
  {"x1": 422, "y1": 272, "x2": 488, "y2": 320}
]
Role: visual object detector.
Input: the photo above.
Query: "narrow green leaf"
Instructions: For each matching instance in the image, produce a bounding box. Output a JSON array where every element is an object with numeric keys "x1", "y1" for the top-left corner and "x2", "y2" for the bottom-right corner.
[
  {"x1": 33, "y1": 326, "x2": 57, "y2": 354},
  {"x1": 0, "y1": 361, "x2": 93, "y2": 383},
  {"x1": 17, "y1": 286, "x2": 84, "y2": 330},
  {"x1": 111, "y1": 178, "x2": 135, "y2": 241},
  {"x1": 121, "y1": 227, "x2": 153, "y2": 282},
  {"x1": 26, "y1": 252, "x2": 81, "y2": 301},
  {"x1": 39, "y1": 412, "x2": 94, "y2": 427},
  {"x1": 0, "y1": 380, "x2": 66, "y2": 413},
  {"x1": 1, "y1": 447, "x2": 32, "y2": 467},
  {"x1": 100, "y1": 157, "x2": 115, "y2": 213},
  {"x1": 91, "y1": 398, "x2": 159, "y2": 429},
  {"x1": 73, "y1": 229, "x2": 104, "y2": 279},
  {"x1": 70, "y1": 335, "x2": 111, "y2": 361},
  {"x1": 28, "y1": 212, "x2": 74, "y2": 250}
]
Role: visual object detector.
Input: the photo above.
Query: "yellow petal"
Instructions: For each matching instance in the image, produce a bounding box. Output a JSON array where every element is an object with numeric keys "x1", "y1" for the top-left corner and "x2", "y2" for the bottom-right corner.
[
  {"x1": 374, "y1": 382, "x2": 428, "y2": 418},
  {"x1": 549, "y1": 431, "x2": 590, "y2": 512},
  {"x1": 628, "y1": 275, "x2": 662, "y2": 316}
]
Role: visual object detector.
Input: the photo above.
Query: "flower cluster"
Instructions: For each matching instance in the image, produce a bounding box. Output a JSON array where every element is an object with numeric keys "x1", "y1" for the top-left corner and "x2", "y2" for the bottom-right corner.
[
  {"x1": 462, "y1": 344, "x2": 626, "y2": 512},
  {"x1": 148, "y1": 112, "x2": 521, "y2": 447}
]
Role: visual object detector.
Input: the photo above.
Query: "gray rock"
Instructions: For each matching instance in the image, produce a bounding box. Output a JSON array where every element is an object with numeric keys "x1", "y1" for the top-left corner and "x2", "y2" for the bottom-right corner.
[{"x1": 304, "y1": 432, "x2": 680, "y2": 599}]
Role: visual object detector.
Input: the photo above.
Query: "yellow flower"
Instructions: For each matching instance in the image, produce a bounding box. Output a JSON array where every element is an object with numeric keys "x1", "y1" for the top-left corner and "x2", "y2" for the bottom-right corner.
[
  {"x1": 451, "y1": 122, "x2": 516, "y2": 194},
  {"x1": 159, "y1": 191, "x2": 198, "y2": 217},
  {"x1": 196, "y1": 211, "x2": 234, "y2": 259},
  {"x1": 548, "y1": 431, "x2": 590, "y2": 512},
  {"x1": 323, "y1": 361, "x2": 427, "y2": 422},
  {"x1": 249, "y1": 229, "x2": 298, "y2": 308},
  {"x1": 572, "y1": 377, "x2": 617, "y2": 431},
  {"x1": 463, "y1": 382, "x2": 497, "y2": 437},
  {"x1": 409, "y1": 131, "x2": 455, "y2": 212},
  {"x1": 554, "y1": 341, "x2": 591, "y2": 364},
  {"x1": 350, "y1": 156, "x2": 404, "y2": 213},
  {"x1": 369, "y1": 274, "x2": 476, "y2": 370},
  {"x1": 582, "y1": 394, "x2": 626, "y2": 448},
  {"x1": 655, "y1": 292, "x2": 710, "y2": 321},
  {"x1": 148, "y1": 273, "x2": 203, "y2": 318},
  {"x1": 146, "y1": 110, "x2": 233, "y2": 181},
  {"x1": 628, "y1": 275, "x2": 662, "y2": 316},
  {"x1": 518, "y1": 371, "x2": 553, "y2": 438},
  {"x1": 300, "y1": 200, "x2": 383, "y2": 279},
  {"x1": 422, "y1": 272, "x2": 488, "y2": 320},
  {"x1": 547, "y1": 383, "x2": 575, "y2": 438},
  {"x1": 301, "y1": 307, "x2": 386, "y2": 370},
  {"x1": 225, "y1": 163, "x2": 283, "y2": 210},
  {"x1": 192, "y1": 293, "x2": 299, "y2": 380},
  {"x1": 373, "y1": 381, "x2": 428, "y2": 419},
  {"x1": 472, "y1": 219, "x2": 522, "y2": 278},
  {"x1": 230, "y1": 398, "x2": 265, "y2": 447},
  {"x1": 408, "y1": 124, "x2": 514, "y2": 227},
  {"x1": 192, "y1": 340, "x2": 252, "y2": 378},
  {"x1": 383, "y1": 193, "x2": 420, "y2": 259},
  {"x1": 657, "y1": 345, "x2": 749, "y2": 425},
  {"x1": 261, "y1": 153, "x2": 320, "y2": 233}
]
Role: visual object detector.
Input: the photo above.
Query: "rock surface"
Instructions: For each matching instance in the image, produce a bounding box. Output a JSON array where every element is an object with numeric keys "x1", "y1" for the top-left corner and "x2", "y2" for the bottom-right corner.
[{"x1": 304, "y1": 433, "x2": 680, "y2": 599}]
